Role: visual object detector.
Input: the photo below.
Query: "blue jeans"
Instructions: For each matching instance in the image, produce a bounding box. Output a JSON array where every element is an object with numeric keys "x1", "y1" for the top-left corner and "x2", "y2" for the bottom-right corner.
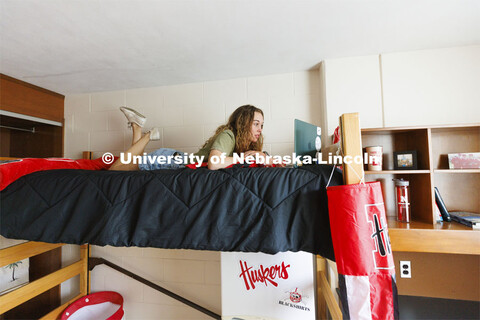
[{"x1": 138, "y1": 148, "x2": 186, "y2": 170}]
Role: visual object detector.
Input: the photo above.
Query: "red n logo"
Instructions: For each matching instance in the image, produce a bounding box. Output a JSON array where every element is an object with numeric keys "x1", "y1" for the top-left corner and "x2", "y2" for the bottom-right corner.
[{"x1": 365, "y1": 204, "x2": 394, "y2": 270}]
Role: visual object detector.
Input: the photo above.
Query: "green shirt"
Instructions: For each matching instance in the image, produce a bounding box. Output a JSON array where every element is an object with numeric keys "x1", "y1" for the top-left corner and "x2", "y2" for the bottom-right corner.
[{"x1": 195, "y1": 129, "x2": 235, "y2": 160}]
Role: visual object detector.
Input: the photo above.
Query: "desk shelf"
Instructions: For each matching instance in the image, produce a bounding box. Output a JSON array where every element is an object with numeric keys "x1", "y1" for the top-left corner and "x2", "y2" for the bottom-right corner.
[
  {"x1": 388, "y1": 218, "x2": 480, "y2": 255},
  {"x1": 434, "y1": 169, "x2": 480, "y2": 174}
]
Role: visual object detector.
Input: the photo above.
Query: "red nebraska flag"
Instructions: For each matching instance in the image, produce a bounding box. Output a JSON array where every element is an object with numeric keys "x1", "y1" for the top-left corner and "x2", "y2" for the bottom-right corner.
[{"x1": 327, "y1": 182, "x2": 399, "y2": 320}]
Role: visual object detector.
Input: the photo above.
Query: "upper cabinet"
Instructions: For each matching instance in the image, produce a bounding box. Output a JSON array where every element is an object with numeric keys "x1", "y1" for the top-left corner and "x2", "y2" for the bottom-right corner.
[
  {"x1": 321, "y1": 55, "x2": 383, "y2": 136},
  {"x1": 382, "y1": 46, "x2": 480, "y2": 127},
  {"x1": 0, "y1": 74, "x2": 64, "y2": 122},
  {"x1": 0, "y1": 74, "x2": 65, "y2": 158},
  {"x1": 320, "y1": 46, "x2": 480, "y2": 136}
]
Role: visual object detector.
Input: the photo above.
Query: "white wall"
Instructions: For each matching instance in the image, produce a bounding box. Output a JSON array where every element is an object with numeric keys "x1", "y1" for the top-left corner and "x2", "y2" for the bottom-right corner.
[
  {"x1": 63, "y1": 70, "x2": 321, "y2": 319},
  {"x1": 65, "y1": 71, "x2": 320, "y2": 160}
]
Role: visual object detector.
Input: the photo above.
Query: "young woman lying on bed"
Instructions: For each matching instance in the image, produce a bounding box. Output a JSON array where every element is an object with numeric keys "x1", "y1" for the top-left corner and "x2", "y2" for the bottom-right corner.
[{"x1": 109, "y1": 104, "x2": 283, "y2": 171}]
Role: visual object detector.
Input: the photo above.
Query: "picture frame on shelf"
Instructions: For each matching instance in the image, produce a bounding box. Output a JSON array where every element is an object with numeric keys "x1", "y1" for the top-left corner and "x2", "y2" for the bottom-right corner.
[{"x1": 393, "y1": 150, "x2": 417, "y2": 170}]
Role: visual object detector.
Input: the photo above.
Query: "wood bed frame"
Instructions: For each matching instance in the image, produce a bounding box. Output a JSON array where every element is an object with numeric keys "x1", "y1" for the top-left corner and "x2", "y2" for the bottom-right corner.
[{"x1": 0, "y1": 113, "x2": 362, "y2": 319}]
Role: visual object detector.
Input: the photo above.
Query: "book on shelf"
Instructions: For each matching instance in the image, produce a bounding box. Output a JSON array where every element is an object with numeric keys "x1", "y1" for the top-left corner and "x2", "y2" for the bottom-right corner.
[
  {"x1": 449, "y1": 212, "x2": 480, "y2": 229},
  {"x1": 435, "y1": 203, "x2": 443, "y2": 222},
  {"x1": 434, "y1": 187, "x2": 451, "y2": 222}
]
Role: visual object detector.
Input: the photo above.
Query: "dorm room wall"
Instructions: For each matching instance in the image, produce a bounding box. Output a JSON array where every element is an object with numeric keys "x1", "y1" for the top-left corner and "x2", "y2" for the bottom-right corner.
[{"x1": 62, "y1": 70, "x2": 321, "y2": 319}]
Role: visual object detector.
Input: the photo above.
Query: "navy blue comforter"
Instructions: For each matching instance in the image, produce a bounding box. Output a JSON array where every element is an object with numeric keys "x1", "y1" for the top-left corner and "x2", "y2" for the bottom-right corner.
[{"x1": 0, "y1": 165, "x2": 342, "y2": 260}]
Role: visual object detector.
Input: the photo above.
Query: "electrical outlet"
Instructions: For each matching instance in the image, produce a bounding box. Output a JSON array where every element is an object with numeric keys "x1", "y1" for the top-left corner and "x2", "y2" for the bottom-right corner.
[{"x1": 400, "y1": 261, "x2": 411, "y2": 278}]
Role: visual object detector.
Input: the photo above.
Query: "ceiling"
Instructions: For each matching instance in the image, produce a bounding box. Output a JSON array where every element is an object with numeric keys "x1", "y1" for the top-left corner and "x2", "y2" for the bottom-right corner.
[{"x1": 1, "y1": 0, "x2": 479, "y2": 95}]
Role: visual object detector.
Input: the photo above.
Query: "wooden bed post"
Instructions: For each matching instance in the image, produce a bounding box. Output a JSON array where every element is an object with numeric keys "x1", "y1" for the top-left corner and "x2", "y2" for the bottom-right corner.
[
  {"x1": 317, "y1": 113, "x2": 363, "y2": 320},
  {"x1": 82, "y1": 151, "x2": 93, "y2": 161},
  {"x1": 80, "y1": 244, "x2": 90, "y2": 295},
  {"x1": 340, "y1": 113, "x2": 364, "y2": 184},
  {"x1": 81, "y1": 151, "x2": 92, "y2": 295}
]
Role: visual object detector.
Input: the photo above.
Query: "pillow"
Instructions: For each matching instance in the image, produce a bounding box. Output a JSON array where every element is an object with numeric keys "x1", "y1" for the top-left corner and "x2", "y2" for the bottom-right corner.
[{"x1": 0, "y1": 157, "x2": 113, "y2": 191}]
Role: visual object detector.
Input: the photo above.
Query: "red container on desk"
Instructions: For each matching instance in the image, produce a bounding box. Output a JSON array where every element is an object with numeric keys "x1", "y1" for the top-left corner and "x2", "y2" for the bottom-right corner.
[{"x1": 394, "y1": 179, "x2": 410, "y2": 223}]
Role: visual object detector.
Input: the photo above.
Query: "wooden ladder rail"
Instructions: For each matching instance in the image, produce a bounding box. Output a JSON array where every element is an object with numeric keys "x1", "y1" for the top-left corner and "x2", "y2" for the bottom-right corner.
[
  {"x1": 0, "y1": 243, "x2": 89, "y2": 318},
  {"x1": 317, "y1": 113, "x2": 363, "y2": 320}
]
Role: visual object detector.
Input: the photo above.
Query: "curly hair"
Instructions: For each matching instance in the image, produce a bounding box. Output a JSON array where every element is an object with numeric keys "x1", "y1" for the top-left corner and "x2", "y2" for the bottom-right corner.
[{"x1": 202, "y1": 105, "x2": 264, "y2": 153}]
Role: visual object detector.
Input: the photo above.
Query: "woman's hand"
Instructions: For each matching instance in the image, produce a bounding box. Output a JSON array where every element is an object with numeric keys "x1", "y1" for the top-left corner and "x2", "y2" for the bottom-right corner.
[
  {"x1": 207, "y1": 149, "x2": 236, "y2": 170},
  {"x1": 244, "y1": 150, "x2": 285, "y2": 166},
  {"x1": 244, "y1": 151, "x2": 287, "y2": 167},
  {"x1": 244, "y1": 150, "x2": 264, "y2": 158},
  {"x1": 244, "y1": 150, "x2": 267, "y2": 164},
  {"x1": 208, "y1": 150, "x2": 286, "y2": 169}
]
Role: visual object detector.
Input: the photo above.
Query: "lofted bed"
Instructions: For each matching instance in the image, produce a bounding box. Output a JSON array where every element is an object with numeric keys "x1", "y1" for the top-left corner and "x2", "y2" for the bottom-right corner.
[{"x1": 0, "y1": 113, "x2": 363, "y2": 320}]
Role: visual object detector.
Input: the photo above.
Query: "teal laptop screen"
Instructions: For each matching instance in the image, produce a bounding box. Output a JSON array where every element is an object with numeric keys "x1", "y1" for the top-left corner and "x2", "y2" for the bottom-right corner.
[{"x1": 294, "y1": 119, "x2": 321, "y2": 159}]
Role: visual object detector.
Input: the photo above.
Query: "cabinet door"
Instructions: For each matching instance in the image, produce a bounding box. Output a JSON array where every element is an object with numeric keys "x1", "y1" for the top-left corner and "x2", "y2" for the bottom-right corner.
[
  {"x1": 0, "y1": 75, "x2": 64, "y2": 123},
  {"x1": 382, "y1": 46, "x2": 480, "y2": 127},
  {"x1": 323, "y1": 55, "x2": 383, "y2": 135}
]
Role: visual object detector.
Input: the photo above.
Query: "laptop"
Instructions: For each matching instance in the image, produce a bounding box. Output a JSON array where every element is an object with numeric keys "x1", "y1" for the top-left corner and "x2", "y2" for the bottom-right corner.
[{"x1": 288, "y1": 119, "x2": 322, "y2": 167}]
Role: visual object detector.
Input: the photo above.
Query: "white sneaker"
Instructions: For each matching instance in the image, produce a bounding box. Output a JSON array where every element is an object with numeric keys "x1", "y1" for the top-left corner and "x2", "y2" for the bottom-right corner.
[
  {"x1": 120, "y1": 106, "x2": 147, "y2": 128},
  {"x1": 149, "y1": 128, "x2": 161, "y2": 141}
]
